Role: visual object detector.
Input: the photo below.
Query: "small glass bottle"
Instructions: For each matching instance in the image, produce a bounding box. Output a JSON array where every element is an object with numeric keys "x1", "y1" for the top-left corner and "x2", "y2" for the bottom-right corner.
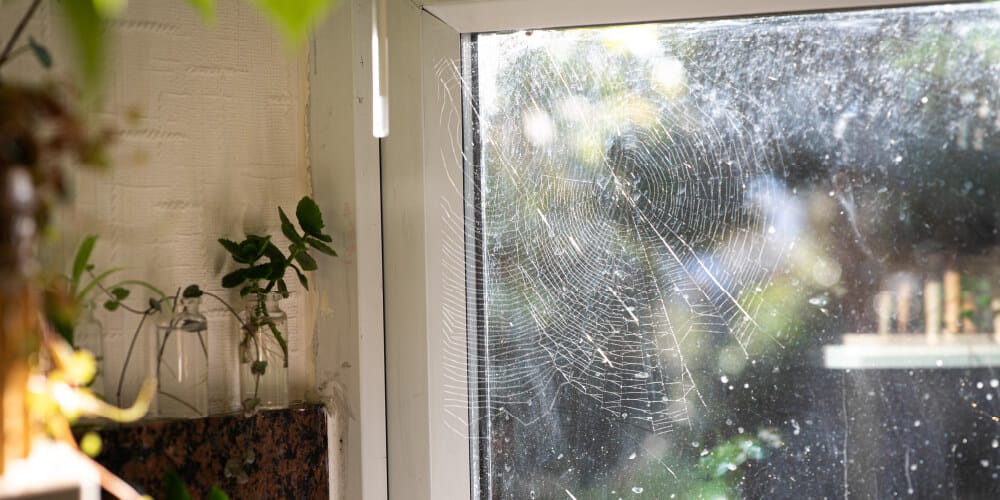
[
  {"x1": 156, "y1": 296, "x2": 209, "y2": 418},
  {"x1": 73, "y1": 302, "x2": 105, "y2": 397},
  {"x1": 112, "y1": 304, "x2": 160, "y2": 413},
  {"x1": 239, "y1": 292, "x2": 289, "y2": 414}
]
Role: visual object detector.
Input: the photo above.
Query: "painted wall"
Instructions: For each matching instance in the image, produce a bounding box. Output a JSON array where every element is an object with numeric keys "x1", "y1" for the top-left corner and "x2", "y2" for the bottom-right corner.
[{"x1": 2, "y1": 0, "x2": 315, "y2": 414}]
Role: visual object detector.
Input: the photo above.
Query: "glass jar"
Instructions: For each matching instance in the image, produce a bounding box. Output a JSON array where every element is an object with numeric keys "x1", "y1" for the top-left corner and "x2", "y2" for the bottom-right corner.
[
  {"x1": 73, "y1": 302, "x2": 105, "y2": 397},
  {"x1": 111, "y1": 305, "x2": 159, "y2": 412},
  {"x1": 155, "y1": 296, "x2": 209, "y2": 418},
  {"x1": 239, "y1": 292, "x2": 289, "y2": 413}
]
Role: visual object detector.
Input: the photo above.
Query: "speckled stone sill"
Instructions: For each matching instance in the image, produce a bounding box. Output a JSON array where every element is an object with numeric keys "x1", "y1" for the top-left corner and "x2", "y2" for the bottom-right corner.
[{"x1": 89, "y1": 404, "x2": 329, "y2": 499}]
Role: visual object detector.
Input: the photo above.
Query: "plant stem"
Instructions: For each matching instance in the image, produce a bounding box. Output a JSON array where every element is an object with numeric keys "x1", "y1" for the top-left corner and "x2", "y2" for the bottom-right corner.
[
  {"x1": 202, "y1": 290, "x2": 250, "y2": 330},
  {"x1": 85, "y1": 270, "x2": 152, "y2": 315},
  {"x1": 157, "y1": 390, "x2": 202, "y2": 417},
  {"x1": 105, "y1": 279, "x2": 167, "y2": 300},
  {"x1": 115, "y1": 308, "x2": 153, "y2": 407},
  {"x1": 0, "y1": 45, "x2": 29, "y2": 65},
  {"x1": 0, "y1": 0, "x2": 42, "y2": 70}
]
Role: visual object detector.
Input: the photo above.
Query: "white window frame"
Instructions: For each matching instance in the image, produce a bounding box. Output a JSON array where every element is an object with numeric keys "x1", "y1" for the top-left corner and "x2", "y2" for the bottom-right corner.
[{"x1": 320, "y1": 1, "x2": 951, "y2": 499}]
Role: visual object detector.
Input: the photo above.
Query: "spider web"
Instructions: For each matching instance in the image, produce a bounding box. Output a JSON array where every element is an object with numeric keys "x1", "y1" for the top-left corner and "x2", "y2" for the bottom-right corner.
[{"x1": 469, "y1": 28, "x2": 787, "y2": 435}]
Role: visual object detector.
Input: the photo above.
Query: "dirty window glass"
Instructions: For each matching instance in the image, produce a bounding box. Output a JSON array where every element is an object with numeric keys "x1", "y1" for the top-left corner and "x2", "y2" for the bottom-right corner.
[{"x1": 467, "y1": 3, "x2": 1000, "y2": 498}]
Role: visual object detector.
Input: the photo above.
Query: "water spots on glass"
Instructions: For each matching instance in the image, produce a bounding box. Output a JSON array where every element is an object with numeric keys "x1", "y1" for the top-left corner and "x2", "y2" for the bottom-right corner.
[
  {"x1": 467, "y1": 3, "x2": 1000, "y2": 497},
  {"x1": 809, "y1": 294, "x2": 829, "y2": 307}
]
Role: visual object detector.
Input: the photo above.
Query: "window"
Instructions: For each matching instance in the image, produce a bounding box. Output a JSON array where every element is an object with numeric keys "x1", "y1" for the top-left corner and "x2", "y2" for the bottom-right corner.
[{"x1": 465, "y1": 2, "x2": 1000, "y2": 498}]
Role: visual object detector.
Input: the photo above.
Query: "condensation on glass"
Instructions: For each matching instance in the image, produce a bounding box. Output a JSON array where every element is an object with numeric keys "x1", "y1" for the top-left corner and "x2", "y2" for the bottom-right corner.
[{"x1": 465, "y1": 3, "x2": 1000, "y2": 498}]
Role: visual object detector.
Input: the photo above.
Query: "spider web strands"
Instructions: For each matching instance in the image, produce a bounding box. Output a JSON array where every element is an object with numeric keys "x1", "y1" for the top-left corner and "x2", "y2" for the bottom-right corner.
[{"x1": 436, "y1": 28, "x2": 787, "y2": 443}]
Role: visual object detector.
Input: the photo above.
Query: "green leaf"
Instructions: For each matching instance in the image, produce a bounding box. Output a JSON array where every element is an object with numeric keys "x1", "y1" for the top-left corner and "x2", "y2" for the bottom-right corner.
[
  {"x1": 218, "y1": 238, "x2": 241, "y2": 256},
  {"x1": 28, "y1": 37, "x2": 52, "y2": 69},
  {"x1": 267, "y1": 267, "x2": 285, "y2": 282},
  {"x1": 57, "y1": 0, "x2": 105, "y2": 100},
  {"x1": 249, "y1": 0, "x2": 340, "y2": 43},
  {"x1": 279, "y1": 207, "x2": 304, "y2": 244},
  {"x1": 294, "y1": 196, "x2": 326, "y2": 238},
  {"x1": 76, "y1": 267, "x2": 127, "y2": 302},
  {"x1": 291, "y1": 264, "x2": 309, "y2": 290},
  {"x1": 185, "y1": 0, "x2": 216, "y2": 24},
  {"x1": 294, "y1": 251, "x2": 318, "y2": 271},
  {"x1": 42, "y1": 288, "x2": 76, "y2": 345},
  {"x1": 221, "y1": 269, "x2": 246, "y2": 289},
  {"x1": 245, "y1": 235, "x2": 272, "y2": 261},
  {"x1": 239, "y1": 285, "x2": 255, "y2": 297},
  {"x1": 244, "y1": 264, "x2": 273, "y2": 280},
  {"x1": 71, "y1": 235, "x2": 98, "y2": 294},
  {"x1": 267, "y1": 322, "x2": 289, "y2": 367},
  {"x1": 103, "y1": 300, "x2": 119, "y2": 311},
  {"x1": 235, "y1": 239, "x2": 262, "y2": 264},
  {"x1": 164, "y1": 470, "x2": 193, "y2": 500},
  {"x1": 251, "y1": 360, "x2": 268, "y2": 375},
  {"x1": 107, "y1": 279, "x2": 166, "y2": 299},
  {"x1": 276, "y1": 278, "x2": 289, "y2": 298},
  {"x1": 111, "y1": 287, "x2": 130, "y2": 300},
  {"x1": 263, "y1": 242, "x2": 287, "y2": 266},
  {"x1": 207, "y1": 486, "x2": 230, "y2": 500},
  {"x1": 182, "y1": 284, "x2": 203, "y2": 298},
  {"x1": 92, "y1": 0, "x2": 127, "y2": 17},
  {"x1": 305, "y1": 236, "x2": 337, "y2": 257}
]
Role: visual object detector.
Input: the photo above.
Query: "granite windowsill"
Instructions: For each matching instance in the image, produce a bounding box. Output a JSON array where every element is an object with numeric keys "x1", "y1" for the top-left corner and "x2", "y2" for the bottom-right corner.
[{"x1": 86, "y1": 404, "x2": 329, "y2": 499}]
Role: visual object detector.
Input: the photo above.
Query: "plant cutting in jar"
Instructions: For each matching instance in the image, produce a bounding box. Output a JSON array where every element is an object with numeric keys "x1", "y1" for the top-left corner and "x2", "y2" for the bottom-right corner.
[
  {"x1": 218, "y1": 196, "x2": 336, "y2": 414},
  {"x1": 43, "y1": 234, "x2": 167, "y2": 399},
  {"x1": 51, "y1": 239, "x2": 208, "y2": 418}
]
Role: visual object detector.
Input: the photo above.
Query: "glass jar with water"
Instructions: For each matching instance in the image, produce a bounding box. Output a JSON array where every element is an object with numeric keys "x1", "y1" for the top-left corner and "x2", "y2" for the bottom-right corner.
[
  {"x1": 155, "y1": 296, "x2": 209, "y2": 418},
  {"x1": 239, "y1": 292, "x2": 289, "y2": 414}
]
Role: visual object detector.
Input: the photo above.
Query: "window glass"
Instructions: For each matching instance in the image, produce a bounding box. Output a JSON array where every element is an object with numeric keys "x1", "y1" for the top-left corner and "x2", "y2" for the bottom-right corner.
[{"x1": 469, "y1": 3, "x2": 1000, "y2": 498}]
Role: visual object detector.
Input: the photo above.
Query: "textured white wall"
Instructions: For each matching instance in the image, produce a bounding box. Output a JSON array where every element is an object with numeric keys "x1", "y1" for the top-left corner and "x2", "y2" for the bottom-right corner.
[{"x1": 2, "y1": 0, "x2": 314, "y2": 413}]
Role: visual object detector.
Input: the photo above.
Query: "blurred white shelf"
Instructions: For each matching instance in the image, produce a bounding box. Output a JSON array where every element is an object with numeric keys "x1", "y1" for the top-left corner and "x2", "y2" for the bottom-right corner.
[
  {"x1": 823, "y1": 333, "x2": 1000, "y2": 369},
  {"x1": 0, "y1": 441, "x2": 99, "y2": 500}
]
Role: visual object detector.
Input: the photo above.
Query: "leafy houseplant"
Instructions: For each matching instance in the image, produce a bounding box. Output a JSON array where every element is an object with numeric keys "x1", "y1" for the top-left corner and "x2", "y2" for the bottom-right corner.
[{"x1": 218, "y1": 195, "x2": 336, "y2": 412}]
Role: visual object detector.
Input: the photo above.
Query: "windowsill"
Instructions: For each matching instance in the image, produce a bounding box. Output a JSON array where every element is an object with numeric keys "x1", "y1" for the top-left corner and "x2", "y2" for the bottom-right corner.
[
  {"x1": 824, "y1": 333, "x2": 1000, "y2": 370},
  {"x1": 79, "y1": 404, "x2": 329, "y2": 498}
]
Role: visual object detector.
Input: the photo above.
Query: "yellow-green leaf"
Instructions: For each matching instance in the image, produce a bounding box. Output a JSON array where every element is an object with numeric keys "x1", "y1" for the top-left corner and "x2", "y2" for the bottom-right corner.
[
  {"x1": 57, "y1": 0, "x2": 106, "y2": 99},
  {"x1": 207, "y1": 486, "x2": 230, "y2": 500},
  {"x1": 92, "y1": 0, "x2": 127, "y2": 17},
  {"x1": 80, "y1": 432, "x2": 103, "y2": 457},
  {"x1": 185, "y1": 0, "x2": 215, "y2": 24},
  {"x1": 249, "y1": 0, "x2": 341, "y2": 43}
]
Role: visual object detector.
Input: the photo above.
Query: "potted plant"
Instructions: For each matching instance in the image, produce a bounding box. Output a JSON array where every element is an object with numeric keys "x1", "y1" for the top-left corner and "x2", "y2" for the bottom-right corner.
[{"x1": 218, "y1": 195, "x2": 336, "y2": 414}]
